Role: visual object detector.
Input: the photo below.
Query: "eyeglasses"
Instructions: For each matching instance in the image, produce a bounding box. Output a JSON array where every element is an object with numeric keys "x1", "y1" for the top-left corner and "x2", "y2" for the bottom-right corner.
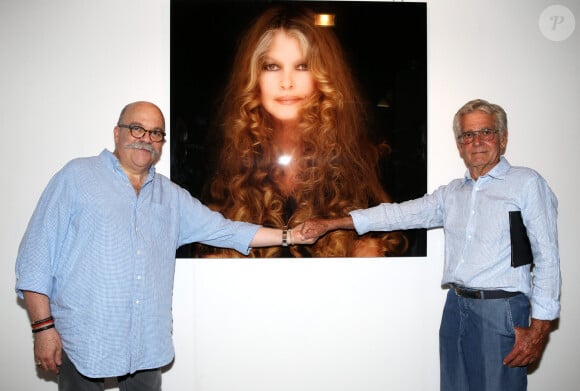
[
  {"x1": 118, "y1": 124, "x2": 166, "y2": 142},
  {"x1": 457, "y1": 128, "x2": 499, "y2": 144}
]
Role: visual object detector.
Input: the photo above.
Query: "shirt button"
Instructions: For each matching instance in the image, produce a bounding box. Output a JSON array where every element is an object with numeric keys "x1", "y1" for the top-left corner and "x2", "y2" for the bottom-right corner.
[{"x1": 135, "y1": 300, "x2": 140, "y2": 304}]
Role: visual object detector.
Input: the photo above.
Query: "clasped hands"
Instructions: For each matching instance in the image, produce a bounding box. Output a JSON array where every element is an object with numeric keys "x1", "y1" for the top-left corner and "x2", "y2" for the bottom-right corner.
[{"x1": 292, "y1": 218, "x2": 343, "y2": 244}]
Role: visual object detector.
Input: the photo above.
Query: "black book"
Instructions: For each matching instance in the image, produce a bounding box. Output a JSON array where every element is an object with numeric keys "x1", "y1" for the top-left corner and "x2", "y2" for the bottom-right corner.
[{"x1": 509, "y1": 211, "x2": 533, "y2": 268}]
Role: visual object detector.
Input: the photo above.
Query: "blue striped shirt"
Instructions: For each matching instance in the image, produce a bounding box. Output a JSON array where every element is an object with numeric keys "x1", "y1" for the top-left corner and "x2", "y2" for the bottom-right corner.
[
  {"x1": 351, "y1": 157, "x2": 561, "y2": 320},
  {"x1": 15, "y1": 149, "x2": 261, "y2": 377}
]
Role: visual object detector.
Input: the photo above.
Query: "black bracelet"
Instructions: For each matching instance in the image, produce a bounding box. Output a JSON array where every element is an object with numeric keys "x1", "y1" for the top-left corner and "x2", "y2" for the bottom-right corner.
[
  {"x1": 31, "y1": 316, "x2": 53, "y2": 326},
  {"x1": 282, "y1": 226, "x2": 288, "y2": 247},
  {"x1": 32, "y1": 323, "x2": 55, "y2": 334}
]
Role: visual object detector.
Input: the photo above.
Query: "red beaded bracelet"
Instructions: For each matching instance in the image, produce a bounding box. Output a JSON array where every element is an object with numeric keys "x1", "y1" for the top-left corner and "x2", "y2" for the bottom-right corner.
[{"x1": 31, "y1": 316, "x2": 55, "y2": 333}]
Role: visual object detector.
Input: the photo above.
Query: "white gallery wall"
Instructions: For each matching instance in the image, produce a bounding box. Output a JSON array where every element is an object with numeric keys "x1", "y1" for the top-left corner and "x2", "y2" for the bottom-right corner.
[{"x1": 1, "y1": 0, "x2": 578, "y2": 390}]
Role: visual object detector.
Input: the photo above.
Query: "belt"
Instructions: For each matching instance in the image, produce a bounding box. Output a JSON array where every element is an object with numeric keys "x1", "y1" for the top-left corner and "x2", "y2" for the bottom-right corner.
[{"x1": 452, "y1": 285, "x2": 521, "y2": 300}]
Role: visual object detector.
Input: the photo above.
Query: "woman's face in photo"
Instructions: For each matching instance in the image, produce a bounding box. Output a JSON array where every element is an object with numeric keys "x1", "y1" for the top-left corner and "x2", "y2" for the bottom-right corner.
[{"x1": 258, "y1": 30, "x2": 315, "y2": 125}]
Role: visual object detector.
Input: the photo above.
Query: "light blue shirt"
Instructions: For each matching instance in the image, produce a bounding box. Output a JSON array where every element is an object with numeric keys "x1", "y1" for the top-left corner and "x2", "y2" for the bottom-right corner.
[
  {"x1": 351, "y1": 157, "x2": 561, "y2": 320},
  {"x1": 15, "y1": 149, "x2": 261, "y2": 378}
]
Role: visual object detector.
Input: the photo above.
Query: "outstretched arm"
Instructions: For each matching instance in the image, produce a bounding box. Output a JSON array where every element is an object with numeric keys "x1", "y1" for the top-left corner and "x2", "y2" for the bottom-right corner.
[
  {"x1": 300, "y1": 216, "x2": 355, "y2": 241},
  {"x1": 249, "y1": 223, "x2": 316, "y2": 247}
]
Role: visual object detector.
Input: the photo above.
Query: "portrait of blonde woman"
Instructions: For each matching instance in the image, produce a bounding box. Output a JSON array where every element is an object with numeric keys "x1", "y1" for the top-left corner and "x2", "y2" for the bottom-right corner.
[{"x1": 171, "y1": 2, "x2": 427, "y2": 258}]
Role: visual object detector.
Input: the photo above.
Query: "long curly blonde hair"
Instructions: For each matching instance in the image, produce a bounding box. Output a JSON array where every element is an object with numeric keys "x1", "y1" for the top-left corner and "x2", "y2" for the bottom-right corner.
[{"x1": 200, "y1": 6, "x2": 407, "y2": 257}]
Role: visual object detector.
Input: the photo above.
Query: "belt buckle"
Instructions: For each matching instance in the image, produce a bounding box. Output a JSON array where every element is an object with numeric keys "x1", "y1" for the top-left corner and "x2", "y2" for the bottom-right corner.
[{"x1": 455, "y1": 286, "x2": 481, "y2": 299}]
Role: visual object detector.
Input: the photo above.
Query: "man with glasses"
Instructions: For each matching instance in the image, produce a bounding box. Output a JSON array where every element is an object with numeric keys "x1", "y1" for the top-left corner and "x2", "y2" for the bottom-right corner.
[
  {"x1": 15, "y1": 101, "x2": 313, "y2": 390},
  {"x1": 300, "y1": 99, "x2": 561, "y2": 391}
]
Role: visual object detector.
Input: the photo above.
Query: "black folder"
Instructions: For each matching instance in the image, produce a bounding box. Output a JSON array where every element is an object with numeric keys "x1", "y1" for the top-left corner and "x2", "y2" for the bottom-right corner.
[{"x1": 509, "y1": 211, "x2": 533, "y2": 268}]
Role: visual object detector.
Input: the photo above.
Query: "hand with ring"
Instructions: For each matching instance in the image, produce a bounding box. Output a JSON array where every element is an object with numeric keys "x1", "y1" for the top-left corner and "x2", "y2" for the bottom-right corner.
[{"x1": 32, "y1": 321, "x2": 63, "y2": 374}]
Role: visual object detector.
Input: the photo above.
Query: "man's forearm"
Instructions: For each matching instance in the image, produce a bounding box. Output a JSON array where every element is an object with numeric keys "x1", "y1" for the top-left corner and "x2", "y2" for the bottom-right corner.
[
  {"x1": 325, "y1": 216, "x2": 355, "y2": 231},
  {"x1": 250, "y1": 224, "x2": 315, "y2": 247},
  {"x1": 301, "y1": 216, "x2": 355, "y2": 240},
  {"x1": 23, "y1": 291, "x2": 52, "y2": 322}
]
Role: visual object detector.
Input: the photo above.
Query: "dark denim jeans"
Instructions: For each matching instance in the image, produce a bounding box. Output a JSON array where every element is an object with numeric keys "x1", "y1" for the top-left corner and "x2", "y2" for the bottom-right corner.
[
  {"x1": 439, "y1": 289, "x2": 529, "y2": 391},
  {"x1": 58, "y1": 350, "x2": 162, "y2": 391}
]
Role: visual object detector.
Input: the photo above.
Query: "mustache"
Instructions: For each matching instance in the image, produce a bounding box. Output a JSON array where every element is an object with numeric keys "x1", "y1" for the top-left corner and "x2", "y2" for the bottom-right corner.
[{"x1": 124, "y1": 142, "x2": 159, "y2": 158}]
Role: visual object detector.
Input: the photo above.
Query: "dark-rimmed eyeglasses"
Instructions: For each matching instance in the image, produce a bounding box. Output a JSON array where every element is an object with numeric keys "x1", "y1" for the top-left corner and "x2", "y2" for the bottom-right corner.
[
  {"x1": 118, "y1": 124, "x2": 166, "y2": 143},
  {"x1": 457, "y1": 128, "x2": 499, "y2": 144}
]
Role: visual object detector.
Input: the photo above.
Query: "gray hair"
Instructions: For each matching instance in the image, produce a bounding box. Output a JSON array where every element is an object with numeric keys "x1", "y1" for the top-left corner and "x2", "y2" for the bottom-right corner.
[{"x1": 452, "y1": 99, "x2": 508, "y2": 139}]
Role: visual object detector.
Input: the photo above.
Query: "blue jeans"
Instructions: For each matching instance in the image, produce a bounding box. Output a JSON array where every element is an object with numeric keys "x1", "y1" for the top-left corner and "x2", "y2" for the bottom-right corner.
[
  {"x1": 439, "y1": 289, "x2": 529, "y2": 391},
  {"x1": 58, "y1": 350, "x2": 162, "y2": 391}
]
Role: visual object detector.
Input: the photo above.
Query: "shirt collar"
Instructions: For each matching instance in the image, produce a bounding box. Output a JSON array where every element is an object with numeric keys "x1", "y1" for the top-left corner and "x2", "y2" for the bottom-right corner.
[
  {"x1": 99, "y1": 149, "x2": 156, "y2": 182},
  {"x1": 463, "y1": 156, "x2": 510, "y2": 182}
]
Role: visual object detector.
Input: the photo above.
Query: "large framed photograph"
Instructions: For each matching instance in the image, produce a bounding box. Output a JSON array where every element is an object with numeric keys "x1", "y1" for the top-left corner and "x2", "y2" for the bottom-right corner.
[{"x1": 171, "y1": 1, "x2": 427, "y2": 258}]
